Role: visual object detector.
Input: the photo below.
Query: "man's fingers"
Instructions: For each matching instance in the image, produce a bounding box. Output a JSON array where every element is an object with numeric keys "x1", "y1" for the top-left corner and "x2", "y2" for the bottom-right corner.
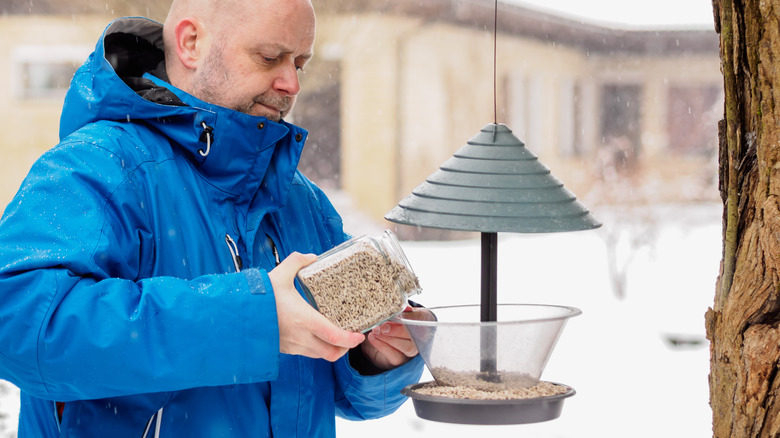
[
  {"x1": 364, "y1": 332, "x2": 408, "y2": 368},
  {"x1": 274, "y1": 251, "x2": 317, "y2": 277},
  {"x1": 373, "y1": 322, "x2": 406, "y2": 338},
  {"x1": 399, "y1": 306, "x2": 436, "y2": 322},
  {"x1": 370, "y1": 328, "x2": 418, "y2": 357},
  {"x1": 310, "y1": 313, "x2": 365, "y2": 349},
  {"x1": 268, "y1": 252, "x2": 316, "y2": 297},
  {"x1": 297, "y1": 336, "x2": 353, "y2": 363},
  {"x1": 277, "y1": 299, "x2": 363, "y2": 360},
  {"x1": 286, "y1": 320, "x2": 363, "y2": 362}
]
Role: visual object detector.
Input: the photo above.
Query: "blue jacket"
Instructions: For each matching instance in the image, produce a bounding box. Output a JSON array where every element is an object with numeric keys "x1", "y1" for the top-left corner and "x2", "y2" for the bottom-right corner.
[{"x1": 0, "y1": 17, "x2": 422, "y2": 437}]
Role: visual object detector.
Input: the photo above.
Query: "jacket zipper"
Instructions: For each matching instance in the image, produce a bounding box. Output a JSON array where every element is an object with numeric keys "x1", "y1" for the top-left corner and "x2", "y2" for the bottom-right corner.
[
  {"x1": 268, "y1": 234, "x2": 281, "y2": 266},
  {"x1": 141, "y1": 407, "x2": 164, "y2": 438},
  {"x1": 225, "y1": 234, "x2": 242, "y2": 273},
  {"x1": 53, "y1": 402, "x2": 61, "y2": 432}
]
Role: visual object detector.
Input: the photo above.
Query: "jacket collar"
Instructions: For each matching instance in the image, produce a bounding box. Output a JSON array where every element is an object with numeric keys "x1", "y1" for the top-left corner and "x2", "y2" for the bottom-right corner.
[{"x1": 141, "y1": 74, "x2": 307, "y2": 206}]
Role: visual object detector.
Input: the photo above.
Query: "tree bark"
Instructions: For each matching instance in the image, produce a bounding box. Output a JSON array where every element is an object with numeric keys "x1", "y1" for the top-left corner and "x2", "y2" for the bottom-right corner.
[{"x1": 707, "y1": 0, "x2": 780, "y2": 436}]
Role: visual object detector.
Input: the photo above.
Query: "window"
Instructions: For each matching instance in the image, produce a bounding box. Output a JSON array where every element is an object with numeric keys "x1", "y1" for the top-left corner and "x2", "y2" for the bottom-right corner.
[
  {"x1": 12, "y1": 45, "x2": 91, "y2": 100},
  {"x1": 599, "y1": 84, "x2": 643, "y2": 173},
  {"x1": 666, "y1": 84, "x2": 722, "y2": 155},
  {"x1": 507, "y1": 73, "x2": 545, "y2": 153},
  {"x1": 558, "y1": 78, "x2": 582, "y2": 157}
]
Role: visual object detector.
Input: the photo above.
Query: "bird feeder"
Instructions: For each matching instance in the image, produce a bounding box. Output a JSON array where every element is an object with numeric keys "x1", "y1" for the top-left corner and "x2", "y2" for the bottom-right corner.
[{"x1": 386, "y1": 123, "x2": 601, "y2": 425}]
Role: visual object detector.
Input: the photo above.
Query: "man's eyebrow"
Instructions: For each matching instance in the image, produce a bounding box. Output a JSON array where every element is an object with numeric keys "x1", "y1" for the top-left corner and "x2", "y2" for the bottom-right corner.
[{"x1": 257, "y1": 43, "x2": 313, "y2": 60}]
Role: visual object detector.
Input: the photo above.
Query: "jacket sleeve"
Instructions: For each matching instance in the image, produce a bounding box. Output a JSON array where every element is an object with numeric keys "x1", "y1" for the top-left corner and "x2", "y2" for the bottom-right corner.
[
  {"x1": 0, "y1": 139, "x2": 281, "y2": 402},
  {"x1": 332, "y1": 353, "x2": 424, "y2": 420}
]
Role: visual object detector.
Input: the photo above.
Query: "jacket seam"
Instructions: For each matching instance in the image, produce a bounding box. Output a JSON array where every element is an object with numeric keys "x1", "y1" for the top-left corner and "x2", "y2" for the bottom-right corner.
[
  {"x1": 81, "y1": 141, "x2": 166, "y2": 261},
  {"x1": 34, "y1": 273, "x2": 60, "y2": 396}
]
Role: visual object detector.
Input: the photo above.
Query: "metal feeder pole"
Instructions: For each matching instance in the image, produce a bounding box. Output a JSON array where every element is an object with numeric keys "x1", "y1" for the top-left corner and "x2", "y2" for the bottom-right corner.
[
  {"x1": 479, "y1": 125, "x2": 499, "y2": 377},
  {"x1": 480, "y1": 232, "x2": 498, "y2": 377}
]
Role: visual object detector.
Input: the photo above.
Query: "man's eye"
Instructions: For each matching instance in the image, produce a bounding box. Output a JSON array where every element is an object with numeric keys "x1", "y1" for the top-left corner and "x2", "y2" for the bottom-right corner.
[{"x1": 259, "y1": 53, "x2": 279, "y2": 64}]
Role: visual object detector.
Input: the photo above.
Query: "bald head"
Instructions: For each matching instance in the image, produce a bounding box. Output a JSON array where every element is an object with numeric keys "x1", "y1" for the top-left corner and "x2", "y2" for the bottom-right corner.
[
  {"x1": 163, "y1": 0, "x2": 238, "y2": 44},
  {"x1": 162, "y1": 0, "x2": 316, "y2": 120}
]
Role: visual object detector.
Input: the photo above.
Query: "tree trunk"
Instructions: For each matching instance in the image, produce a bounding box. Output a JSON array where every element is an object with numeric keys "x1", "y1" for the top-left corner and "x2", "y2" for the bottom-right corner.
[{"x1": 707, "y1": 0, "x2": 780, "y2": 436}]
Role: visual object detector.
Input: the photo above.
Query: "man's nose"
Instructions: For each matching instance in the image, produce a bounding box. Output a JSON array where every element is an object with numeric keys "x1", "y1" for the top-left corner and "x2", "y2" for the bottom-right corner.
[{"x1": 274, "y1": 63, "x2": 301, "y2": 96}]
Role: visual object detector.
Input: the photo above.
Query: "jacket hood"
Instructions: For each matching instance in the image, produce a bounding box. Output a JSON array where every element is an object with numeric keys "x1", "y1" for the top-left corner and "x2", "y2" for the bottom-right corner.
[{"x1": 59, "y1": 16, "x2": 307, "y2": 204}]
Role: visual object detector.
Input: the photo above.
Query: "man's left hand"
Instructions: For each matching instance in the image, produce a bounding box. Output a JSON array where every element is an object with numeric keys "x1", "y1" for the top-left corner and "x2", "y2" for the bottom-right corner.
[{"x1": 360, "y1": 306, "x2": 431, "y2": 370}]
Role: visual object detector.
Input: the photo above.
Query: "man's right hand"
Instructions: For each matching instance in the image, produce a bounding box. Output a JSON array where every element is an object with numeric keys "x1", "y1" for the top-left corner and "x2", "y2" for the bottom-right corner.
[{"x1": 268, "y1": 252, "x2": 365, "y2": 362}]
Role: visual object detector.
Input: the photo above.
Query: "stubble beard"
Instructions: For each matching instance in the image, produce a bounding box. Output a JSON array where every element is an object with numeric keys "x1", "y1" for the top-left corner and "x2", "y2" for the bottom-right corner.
[{"x1": 191, "y1": 44, "x2": 292, "y2": 122}]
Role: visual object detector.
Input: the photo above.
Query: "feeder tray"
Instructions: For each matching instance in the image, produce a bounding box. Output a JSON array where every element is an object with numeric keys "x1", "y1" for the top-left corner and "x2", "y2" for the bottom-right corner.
[{"x1": 402, "y1": 381, "x2": 575, "y2": 425}]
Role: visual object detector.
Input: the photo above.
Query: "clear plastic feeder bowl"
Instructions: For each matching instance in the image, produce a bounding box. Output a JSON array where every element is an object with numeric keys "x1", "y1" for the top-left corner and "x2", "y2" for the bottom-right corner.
[
  {"x1": 398, "y1": 304, "x2": 581, "y2": 388},
  {"x1": 395, "y1": 303, "x2": 581, "y2": 425}
]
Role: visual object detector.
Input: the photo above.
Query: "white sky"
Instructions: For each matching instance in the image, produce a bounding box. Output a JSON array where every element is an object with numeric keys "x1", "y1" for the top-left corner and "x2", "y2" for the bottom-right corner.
[{"x1": 505, "y1": 0, "x2": 716, "y2": 29}]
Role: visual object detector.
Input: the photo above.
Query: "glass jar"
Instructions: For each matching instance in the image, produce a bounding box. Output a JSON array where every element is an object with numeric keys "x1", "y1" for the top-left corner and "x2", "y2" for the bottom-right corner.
[{"x1": 297, "y1": 230, "x2": 422, "y2": 333}]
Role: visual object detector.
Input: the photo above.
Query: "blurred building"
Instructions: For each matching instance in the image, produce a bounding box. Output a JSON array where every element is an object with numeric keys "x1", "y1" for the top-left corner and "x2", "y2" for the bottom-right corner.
[{"x1": 0, "y1": 0, "x2": 721, "y2": 233}]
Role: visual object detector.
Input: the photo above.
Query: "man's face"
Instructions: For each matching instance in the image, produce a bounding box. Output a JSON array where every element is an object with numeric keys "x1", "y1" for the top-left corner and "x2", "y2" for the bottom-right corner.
[{"x1": 191, "y1": 0, "x2": 315, "y2": 121}]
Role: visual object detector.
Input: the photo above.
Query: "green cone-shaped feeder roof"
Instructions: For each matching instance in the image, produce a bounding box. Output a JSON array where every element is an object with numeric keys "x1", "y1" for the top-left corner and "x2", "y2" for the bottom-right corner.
[{"x1": 385, "y1": 123, "x2": 601, "y2": 233}]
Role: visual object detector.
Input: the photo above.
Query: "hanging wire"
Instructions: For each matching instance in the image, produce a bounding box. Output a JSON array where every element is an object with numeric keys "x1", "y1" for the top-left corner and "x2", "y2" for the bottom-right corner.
[{"x1": 493, "y1": 0, "x2": 498, "y2": 124}]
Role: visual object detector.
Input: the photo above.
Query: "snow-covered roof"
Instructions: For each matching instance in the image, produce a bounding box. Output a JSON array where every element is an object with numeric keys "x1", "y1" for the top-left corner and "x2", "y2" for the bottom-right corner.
[
  {"x1": 321, "y1": 0, "x2": 718, "y2": 55},
  {"x1": 504, "y1": 0, "x2": 715, "y2": 31}
]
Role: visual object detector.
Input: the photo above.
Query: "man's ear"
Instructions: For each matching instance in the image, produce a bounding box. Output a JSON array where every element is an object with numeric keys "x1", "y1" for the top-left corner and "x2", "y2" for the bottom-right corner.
[{"x1": 173, "y1": 17, "x2": 202, "y2": 70}]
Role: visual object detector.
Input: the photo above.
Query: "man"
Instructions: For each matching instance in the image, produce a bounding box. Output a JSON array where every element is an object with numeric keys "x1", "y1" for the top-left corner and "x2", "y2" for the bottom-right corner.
[{"x1": 0, "y1": 0, "x2": 425, "y2": 436}]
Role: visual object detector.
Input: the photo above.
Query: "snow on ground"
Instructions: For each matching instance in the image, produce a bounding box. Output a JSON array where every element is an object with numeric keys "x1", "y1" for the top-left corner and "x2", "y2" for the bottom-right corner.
[
  {"x1": 0, "y1": 202, "x2": 721, "y2": 437},
  {"x1": 0, "y1": 381, "x2": 18, "y2": 438}
]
